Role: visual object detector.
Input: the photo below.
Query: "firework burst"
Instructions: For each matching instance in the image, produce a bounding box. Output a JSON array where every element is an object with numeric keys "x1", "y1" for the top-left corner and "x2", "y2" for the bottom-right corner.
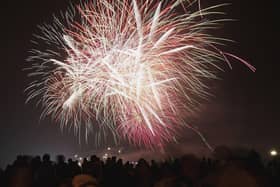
[{"x1": 26, "y1": 0, "x2": 255, "y2": 149}]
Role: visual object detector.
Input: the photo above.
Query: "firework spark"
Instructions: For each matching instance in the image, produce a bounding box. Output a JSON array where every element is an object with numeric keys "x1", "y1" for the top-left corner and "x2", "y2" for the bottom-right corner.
[{"x1": 26, "y1": 0, "x2": 255, "y2": 149}]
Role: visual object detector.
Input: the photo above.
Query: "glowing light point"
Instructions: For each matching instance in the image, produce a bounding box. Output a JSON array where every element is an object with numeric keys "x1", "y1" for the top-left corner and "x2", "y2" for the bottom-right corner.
[
  {"x1": 270, "y1": 149, "x2": 278, "y2": 157},
  {"x1": 78, "y1": 162, "x2": 82, "y2": 167}
]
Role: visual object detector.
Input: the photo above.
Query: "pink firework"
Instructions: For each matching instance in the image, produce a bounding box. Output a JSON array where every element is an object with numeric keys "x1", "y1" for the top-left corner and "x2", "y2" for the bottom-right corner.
[{"x1": 26, "y1": 0, "x2": 255, "y2": 149}]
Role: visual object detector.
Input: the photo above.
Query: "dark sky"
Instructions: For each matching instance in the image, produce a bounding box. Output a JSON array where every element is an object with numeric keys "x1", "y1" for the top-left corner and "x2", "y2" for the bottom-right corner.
[{"x1": 0, "y1": 0, "x2": 279, "y2": 168}]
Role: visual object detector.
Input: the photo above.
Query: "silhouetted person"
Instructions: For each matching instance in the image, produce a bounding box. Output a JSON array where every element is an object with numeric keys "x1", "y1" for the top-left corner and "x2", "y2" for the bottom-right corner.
[
  {"x1": 34, "y1": 154, "x2": 55, "y2": 187},
  {"x1": 8, "y1": 155, "x2": 32, "y2": 187},
  {"x1": 68, "y1": 158, "x2": 81, "y2": 177},
  {"x1": 55, "y1": 155, "x2": 69, "y2": 182},
  {"x1": 135, "y1": 158, "x2": 152, "y2": 187},
  {"x1": 87, "y1": 155, "x2": 102, "y2": 180}
]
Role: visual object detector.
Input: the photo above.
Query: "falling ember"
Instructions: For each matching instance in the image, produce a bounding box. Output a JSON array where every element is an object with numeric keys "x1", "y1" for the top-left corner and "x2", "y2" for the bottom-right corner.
[{"x1": 25, "y1": 0, "x2": 255, "y2": 149}]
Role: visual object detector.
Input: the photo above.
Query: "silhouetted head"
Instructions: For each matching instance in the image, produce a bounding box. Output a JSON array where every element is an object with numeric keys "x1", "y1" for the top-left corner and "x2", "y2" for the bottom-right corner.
[
  {"x1": 90, "y1": 155, "x2": 98, "y2": 162},
  {"x1": 43, "y1": 154, "x2": 51, "y2": 162},
  {"x1": 137, "y1": 158, "x2": 149, "y2": 167}
]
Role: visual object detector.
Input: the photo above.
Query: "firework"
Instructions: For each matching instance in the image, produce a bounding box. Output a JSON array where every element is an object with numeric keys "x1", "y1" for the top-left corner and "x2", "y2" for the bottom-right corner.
[{"x1": 26, "y1": 0, "x2": 255, "y2": 149}]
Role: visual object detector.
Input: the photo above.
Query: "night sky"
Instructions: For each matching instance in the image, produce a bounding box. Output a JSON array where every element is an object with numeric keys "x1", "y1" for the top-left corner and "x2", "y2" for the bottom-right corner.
[{"x1": 1, "y1": 0, "x2": 279, "y2": 168}]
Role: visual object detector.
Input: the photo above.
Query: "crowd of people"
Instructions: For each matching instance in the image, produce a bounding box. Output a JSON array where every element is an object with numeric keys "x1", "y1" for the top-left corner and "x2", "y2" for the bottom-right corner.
[{"x1": 0, "y1": 147, "x2": 279, "y2": 187}]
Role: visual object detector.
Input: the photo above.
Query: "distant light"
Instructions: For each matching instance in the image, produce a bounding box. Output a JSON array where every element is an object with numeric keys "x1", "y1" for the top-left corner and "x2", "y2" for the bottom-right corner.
[
  {"x1": 79, "y1": 157, "x2": 83, "y2": 161},
  {"x1": 74, "y1": 154, "x2": 78, "y2": 158},
  {"x1": 118, "y1": 149, "x2": 122, "y2": 154},
  {"x1": 270, "y1": 149, "x2": 278, "y2": 157},
  {"x1": 78, "y1": 161, "x2": 82, "y2": 167},
  {"x1": 107, "y1": 147, "x2": 111, "y2": 151},
  {"x1": 130, "y1": 161, "x2": 138, "y2": 165},
  {"x1": 102, "y1": 153, "x2": 108, "y2": 160}
]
